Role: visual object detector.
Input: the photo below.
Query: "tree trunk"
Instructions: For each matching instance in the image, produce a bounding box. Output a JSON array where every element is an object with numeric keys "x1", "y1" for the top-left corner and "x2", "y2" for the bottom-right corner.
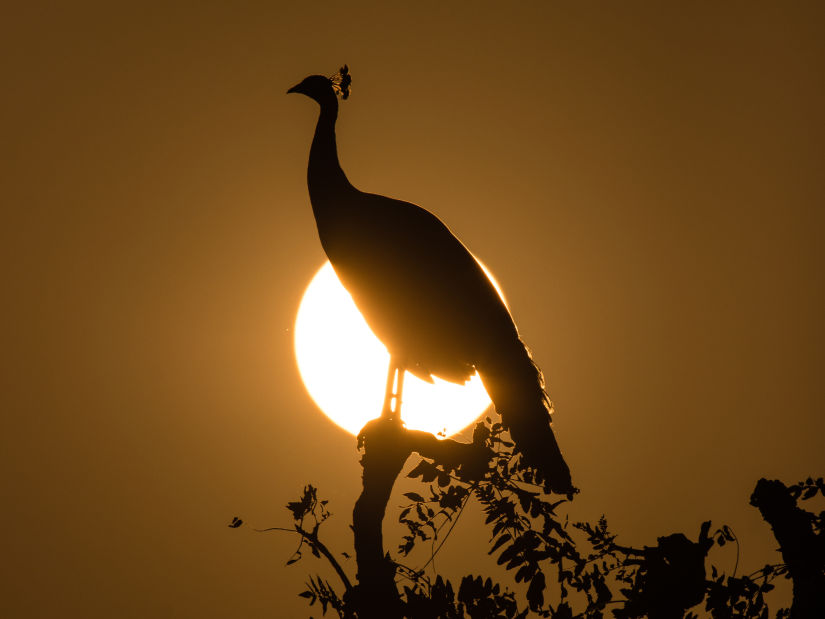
[
  {"x1": 750, "y1": 478, "x2": 825, "y2": 619},
  {"x1": 349, "y1": 418, "x2": 490, "y2": 618},
  {"x1": 351, "y1": 419, "x2": 408, "y2": 618}
]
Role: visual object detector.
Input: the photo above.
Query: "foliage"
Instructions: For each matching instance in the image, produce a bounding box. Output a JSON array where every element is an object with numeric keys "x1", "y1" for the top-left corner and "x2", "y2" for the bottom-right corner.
[
  {"x1": 284, "y1": 484, "x2": 331, "y2": 565},
  {"x1": 236, "y1": 421, "x2": 824, "y2": 617},
  {"x1": 787, "y1": 477, "x2": 825, "y2": 538}
]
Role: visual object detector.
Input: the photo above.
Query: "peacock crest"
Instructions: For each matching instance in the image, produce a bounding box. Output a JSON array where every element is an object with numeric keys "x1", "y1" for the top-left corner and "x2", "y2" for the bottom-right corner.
[{"x1": 330, "y1": 65, "x2": 351, "y2": 100}]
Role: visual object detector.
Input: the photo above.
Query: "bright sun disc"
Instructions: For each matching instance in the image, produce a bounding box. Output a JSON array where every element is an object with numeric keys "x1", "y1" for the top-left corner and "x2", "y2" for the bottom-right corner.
[{"x1": 294, "y1": 262, "x2": 499, "y2": 438}]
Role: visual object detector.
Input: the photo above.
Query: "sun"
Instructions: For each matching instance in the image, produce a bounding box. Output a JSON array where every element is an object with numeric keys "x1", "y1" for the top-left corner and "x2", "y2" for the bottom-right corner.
[{"x1": 294, "y1": 261, "x2": 501, "y2": 438}]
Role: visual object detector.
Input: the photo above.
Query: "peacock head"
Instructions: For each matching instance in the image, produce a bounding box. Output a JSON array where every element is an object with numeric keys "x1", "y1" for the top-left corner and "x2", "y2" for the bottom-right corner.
[{"x1": 287, "y1": 65, "x2": 351, "y2": 105}]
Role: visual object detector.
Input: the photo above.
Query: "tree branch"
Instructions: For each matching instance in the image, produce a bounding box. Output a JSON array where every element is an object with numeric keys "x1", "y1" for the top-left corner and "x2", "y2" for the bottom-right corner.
[
  {"x1": 254, "y1": 524, "x2": 353, "y2": 594},
  {"x1": 295, "y1": 524, "x2": 353, "y2": 593}
]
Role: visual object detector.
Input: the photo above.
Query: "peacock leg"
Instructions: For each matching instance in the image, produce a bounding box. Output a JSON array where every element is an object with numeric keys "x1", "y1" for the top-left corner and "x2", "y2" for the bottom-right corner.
[
  {"x1": 394, "y1": 366, "x2": 405, "y2": 419},
  {"x1": 381, "y1": 358, "x2": 398, "y2": 419},
  {"x1": 381, "y1": 357, "x2": 406, "y2": 422}
]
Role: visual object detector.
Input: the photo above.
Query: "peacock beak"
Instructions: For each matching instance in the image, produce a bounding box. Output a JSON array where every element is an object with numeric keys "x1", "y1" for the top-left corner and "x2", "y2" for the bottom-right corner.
[{"x1": 287, "y1": 83, "x2": 301, "y2": 94}]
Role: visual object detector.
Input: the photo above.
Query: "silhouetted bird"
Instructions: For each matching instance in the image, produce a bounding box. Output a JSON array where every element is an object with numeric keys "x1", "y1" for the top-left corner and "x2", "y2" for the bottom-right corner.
[{"x1": 288, "y1": 66, "x2": 573, "y2": 495}]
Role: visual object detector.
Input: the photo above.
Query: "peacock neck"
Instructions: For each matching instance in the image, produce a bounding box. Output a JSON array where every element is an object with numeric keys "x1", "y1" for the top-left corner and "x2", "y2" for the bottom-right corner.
[{"x1": 308, "y1": 101, "x2": 353, "y2": 209}]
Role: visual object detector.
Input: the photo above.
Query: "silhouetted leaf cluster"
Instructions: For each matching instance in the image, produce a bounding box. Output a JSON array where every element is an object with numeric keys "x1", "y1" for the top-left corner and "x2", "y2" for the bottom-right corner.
[
  {"x1": 788, "y1": 477, "x2": 825, "y2": 538},
  {"x1": 402, "y1": 574, "x2": 526, "y2": 619},
  {"x1": 228, "y1": 516, "x2": 243, "y2": 528},
  {"x1": 287, "y1": 484, "x2": 330, "y2": 524},
  {"x1": 397, "y1": 481, "x2": 470, "y2": 558},
  {"x1": 400, "y1": 419, "x2": 595, "y2": 615},
  {"x1": 300, "y1": 574, "x2": 346, "y2": 616},
  {"x1": 788, "y1": 477, "x2": 825, "y2": 502},
  {"x1": 703, "y1": 564, "x2": 787, "y2": 619},
  {"x1": 284, "y1": 484, "x2": 331, "y2": 565}
]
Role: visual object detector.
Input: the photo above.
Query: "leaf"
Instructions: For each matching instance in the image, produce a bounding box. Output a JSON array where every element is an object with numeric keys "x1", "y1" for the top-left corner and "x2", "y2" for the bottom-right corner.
[
  {"x1": 407, "y1": 460, "x2": 430, "y2": 479},
  {"x1": 403, "y1": 492, "x2": 425, "y2": 503},
  {"x1": 526, "y1": 571, "x2": 546, "y2": 610},
  {"x1": 515, "y1": 564, "x2": 532, "y2": 583},
  {"x1": 489, "y1": 533, "x2": 511, "y2": 555},
  {"x1": 286, "y1": 500, "x2": 305, "y2": 520},
  {"x1": 518, "y1": 491, "x2": 532, "y2": 513},
  {"x1": 803, "y1": 486, "x2": 818, "y2": 500},
  {"x1": 492, "y1": 520, "x2": 507, "y2": 537}
]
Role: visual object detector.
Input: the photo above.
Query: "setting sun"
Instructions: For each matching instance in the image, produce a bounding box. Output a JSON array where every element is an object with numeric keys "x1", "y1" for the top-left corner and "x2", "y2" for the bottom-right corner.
[{"x1": 294, "y1": 262, "x2": 495, "y2": 437}]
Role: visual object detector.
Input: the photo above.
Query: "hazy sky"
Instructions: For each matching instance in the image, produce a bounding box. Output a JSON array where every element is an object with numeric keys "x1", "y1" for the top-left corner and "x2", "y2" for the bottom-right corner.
[{"x1": 3, "y1": 2, "x2": 823, "y2": 617}]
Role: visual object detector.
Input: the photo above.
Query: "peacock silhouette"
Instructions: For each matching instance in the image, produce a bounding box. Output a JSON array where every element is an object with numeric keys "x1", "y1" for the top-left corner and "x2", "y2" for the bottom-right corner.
[{"x1": 288, "y1": 66, "x2": 573, "y2": 495}]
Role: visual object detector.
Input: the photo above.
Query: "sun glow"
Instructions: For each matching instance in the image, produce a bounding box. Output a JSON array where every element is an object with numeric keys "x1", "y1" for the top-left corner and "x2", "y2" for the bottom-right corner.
[{"x1": 294, "y1": 262, "x2": 497, "y2": 437}]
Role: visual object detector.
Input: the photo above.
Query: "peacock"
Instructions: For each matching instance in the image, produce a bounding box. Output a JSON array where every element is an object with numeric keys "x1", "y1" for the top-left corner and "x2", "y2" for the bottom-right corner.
[{"x1": 288, "y1": 66, "x2": 573, "y2": 495}]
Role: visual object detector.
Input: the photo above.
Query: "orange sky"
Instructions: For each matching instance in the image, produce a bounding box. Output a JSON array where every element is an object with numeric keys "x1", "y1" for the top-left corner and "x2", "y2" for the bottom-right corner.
[{"x1": 3, "y1": 2, "x2": 824, "y2": 616}]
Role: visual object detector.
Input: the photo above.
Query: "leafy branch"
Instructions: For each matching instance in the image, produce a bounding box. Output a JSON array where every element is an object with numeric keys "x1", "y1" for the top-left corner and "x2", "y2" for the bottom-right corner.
[{"x1": 232, "y1": 417, "x2": 822, "y2": 617}]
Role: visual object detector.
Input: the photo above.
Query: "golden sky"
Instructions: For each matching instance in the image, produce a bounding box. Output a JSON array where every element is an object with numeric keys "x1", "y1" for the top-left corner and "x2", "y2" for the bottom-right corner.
[{"x1": 3, "y1": 2, "x2": 824, "y2": 616}]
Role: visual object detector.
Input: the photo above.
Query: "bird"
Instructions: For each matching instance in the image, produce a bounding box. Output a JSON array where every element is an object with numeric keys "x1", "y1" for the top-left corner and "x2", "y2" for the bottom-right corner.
[{"x1": 287, "y1": 66, "x2": 573, "y2": 495}]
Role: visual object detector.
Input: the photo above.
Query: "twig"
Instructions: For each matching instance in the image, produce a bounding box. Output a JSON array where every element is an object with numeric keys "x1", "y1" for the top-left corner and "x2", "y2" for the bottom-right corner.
[
  {"x1": 255, "y1": 524, "x2": 352, "y2": 592},
  {"x1": 418, "y1": 490, "x2": 472, "y2": 573}
]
